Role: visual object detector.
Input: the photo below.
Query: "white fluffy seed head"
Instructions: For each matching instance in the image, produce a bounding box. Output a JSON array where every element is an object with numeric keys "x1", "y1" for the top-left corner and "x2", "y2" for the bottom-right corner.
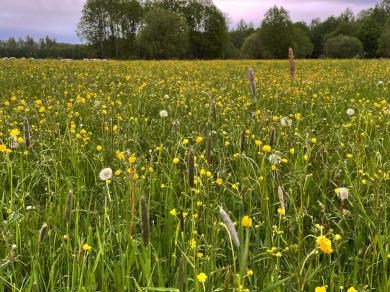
[
  {"x1": 99, "y1": 168, "x2": 113, "y2": 181},
  {"x1": 159, "y1": 110, "x2": 168, "y2": 118},
  {"x1": 346, "y1": 108, "x2": 355, "y2": 116},
  {"x1": 337, "y1": 187, "x2": 349, "y2": 201},
  {"x1": 268, "y1": 154, "x2": 281, "y2": 165}
]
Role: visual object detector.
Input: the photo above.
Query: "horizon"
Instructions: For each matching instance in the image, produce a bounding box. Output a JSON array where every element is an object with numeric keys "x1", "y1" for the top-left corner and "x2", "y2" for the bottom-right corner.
[{"x1": 0, "y1": 0, "x2": 380, "y2": 44}]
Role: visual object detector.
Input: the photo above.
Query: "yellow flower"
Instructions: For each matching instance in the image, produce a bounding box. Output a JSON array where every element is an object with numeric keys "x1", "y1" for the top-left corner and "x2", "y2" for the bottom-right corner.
[
  {"x1": 195, "y1": 136, "x2": 203, "y2": 143},
  {"x1": 39, "y1": 106, "x2": 46, "y2": 113},
  {"x1": 0, "y1": 144, "x2": 8, "y2": 152},
  {"x1": 10, "y1": 128, "x2": 20, "y2": 137},
  {"x1": 96, "y1": 145, "x2": 103, "y2": 151},
  {"x1": 116, "y1": 151, "x2": 125, "y2": 161},
  {"x1": 294, "y1": 113, "x2": 301, "y2": 120},
  {"x1": 246, "y1": 269, "x2": 254, "y2": 277},
  {"x1": 277, "y1": 208, "x2": 285, "y2": 215},
  {"x1": 241, "y1": 215, "x2": 252, "y2": 228},
  {"x1": 304, "y1": 154, "x2": 309, "y2": 161},
  {"x1": 289, "y1": 148, "x2": 295, "y2": 155},
  {"x1": 190, "y1": 238, "x2": 197, "y2": 249},
  {"x1": 173, "y1": 157, "x2": 180, "y2": 164},
  {"x1": 316, "y1": 236, "x2": 333, "y2": 254},
  {"x1": 128, "y1": 155, "x2": 136, "y2": 164},
  {"x1": 311, "y1": 137, "x2": 317, "y2": 143},
  {"x1": 196, "y1": 272, "x2": 207, "y2": 283},
  {"x1": 182, "y1": 138, "x2": 189, "y2": 145},
  {"x1": 275, "y1": 252, "x2": 282, "y2": 257},
  {"x1": 169, "y1": 208, "x2": 177, "y2": 216},
  {"x1": 216, "y1": 178, "x2": 223, "y2": 185},
  {"x1": 255, "y1": 140, "x2": 262, "y2": 146},
  {"x1": 82, "y1": 243, "x2": 91, "y2": 252},
  {"x1": 114, "y1": 169, "x2": 122, "y2": 176},
  {"x1": 17, "y1": 137, "x2": 24, "y2": 144},
  {"x1": 197, "y1": 252, "x2": 204, "y2": 258},
  {"x1": 347, "y1": 287, "x2": 357, "y2": 292},
  {"x1": 335, "y1": 234, "x2": 342, "y2": 241},
  {"x1": 262, "y1": 145, "x2": 272, "y2": 153},
  {"x1": 315, "y1": 286, "x2": 327, "y2": 292}
]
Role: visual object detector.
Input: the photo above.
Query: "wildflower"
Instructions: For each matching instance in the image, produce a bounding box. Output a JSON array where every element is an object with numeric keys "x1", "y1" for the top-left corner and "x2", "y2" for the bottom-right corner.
[
  {"x1": 195, "y1": 136, "x2": 203, "y2": 143},
  {"x1": 173, "y1": 157, "x2": 180, "y2": 164},
  {"x1": 241, "y1": 216, "x2": 252, "y2": 228},
  {"x1": 275, "y1": 252, "x2": 282, "y2": 257},
  {"x1": 115, "y1": 151, "x2": 125, "y2": 161},
  {"x1": 197, "y1": 272, "x2": 207, "y2": 283},
  {"x1": 216, "y1": 178, "x2": 223, "y2": 185},
  {"x1": 0, "y1": 144, "x2": 10, "y2": 153},
  {"x1": 289, "y1": 148, "x2": 295, "y2": 155},
  {"x1": 182, "y1": 138, "x2": 189, "y2": 145},
  {"x1": 277, "y1": 208, "x2": 285, "y2": 215},
  {"x1": 114, "y1": 169, "x2": 121, "y2": 176},
  {"x1": 316, "y1": 235, "x2": 333, "y2": 254},
  {"x1": 219, "y1": 207, "x2": 240, "y2": 247},
  {"x1": 197, "y1": 252, "x2": 204, "y2": 258},
  {"x1": 269, "y1": 154, "x2": 281, "y2": 165},
  {"x1": 315, "y1": 286, "x2": 327, "y2": 292},
  {"x1": 347, "y1": 287, "x2": 357, "y2": 292},
  {"x1": 96, "y1": 145, "x2": 103, "y2": 151},
  {"x1": 304, "y1": 154, "x2": 309, "y2": 161},
  {"x1": 335, "y1": 234, "x2": 342, "y2": 241},
  {"x1": 280, "y1": 117, "x2": 292, "y2": 127},
  {"x1": 99, "y1": 168, "x2": 113, "y2": 181},
  {"x1": 311, "y1": 137, "x2": 317, "y2": 143},
  {"x1": 347, "y1": 108, "x2": 355, "y2": 116},
  {"x1": 169, "y1": 208, "x2": 177, "y2": 216},
  {"x1": 247, "y1": 269, "x2": 254, "y2": 277},
  {"x1": 255, "y1": 139, "x2": 262, "y2": 146},
  {"x1": 82, "y1": 243, "x2": 91, "y2": 252},
  {"x1": 10, "y1": 128, "x2": 20, "y2": 137},
  {"x1": 262, "y1": 145, "x2": 272, "y2": 153},
  {"x1": 346, "y1": 153, "x2": 353, "y2": 158},
  {"x1": 39, "y1": 106, "x2": 46, "y2": 113},
  {"x1": 159, "y1": 110, "x2": 168, "y2": 118},
  {"x1": 190, "y1": 238, "x2": 197, "y2": 249},
  {"x1": 128, "y1": 155, "x2": 136, "y2": 164},
  {"x1": 335, "y1": 187, "x2": 349, "y2": 201}
]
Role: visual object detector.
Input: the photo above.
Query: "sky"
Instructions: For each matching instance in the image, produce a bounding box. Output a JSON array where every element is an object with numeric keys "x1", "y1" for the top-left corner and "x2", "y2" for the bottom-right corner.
[{"x1": 0, "y1": 0, "x2": 380, "y2": 43}]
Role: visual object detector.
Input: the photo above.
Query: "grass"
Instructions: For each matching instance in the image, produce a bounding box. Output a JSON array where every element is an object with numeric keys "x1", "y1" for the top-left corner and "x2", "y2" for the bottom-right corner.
[{"x1": 0, "y1": 59, "x2": 389, "y2": 291}]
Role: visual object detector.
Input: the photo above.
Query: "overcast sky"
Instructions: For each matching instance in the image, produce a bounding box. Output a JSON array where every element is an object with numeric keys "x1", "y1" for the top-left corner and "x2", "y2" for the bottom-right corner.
[{"x1": 0, "y1": 0, "x2": 380, "y2": 43}]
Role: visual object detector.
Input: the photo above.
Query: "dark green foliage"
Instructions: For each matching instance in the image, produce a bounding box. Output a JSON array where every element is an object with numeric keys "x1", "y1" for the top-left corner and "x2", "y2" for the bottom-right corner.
[
  {"x1": 241, "y1": 32, "x2": 263, "y2": 59},
  {"x1": 139, "y1": 8, "x2": 189, "y2": 59},
  {"x1": 377, "y1": 18, "x2": 390, "y2": 56},
  {"x1": 324, "y1": 35, "x2": 363, "y2": 58},
  {"x1": 260, "y1": 6, "x2": 294, "y2": 59}
]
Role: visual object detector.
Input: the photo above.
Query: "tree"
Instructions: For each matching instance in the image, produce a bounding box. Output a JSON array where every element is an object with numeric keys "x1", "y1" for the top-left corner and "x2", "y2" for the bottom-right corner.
[
  {"x1": 77, "y1": 0, "x2": 143, "y2": 58},
  {"x1": 241, "y1": 31, "x2": 263, "y2": 59},
  {"x1": 310, "y1": 16, "x2": 340, "y2": 57},
  {"x1": 260, "y1": 6, "x2": 294, "y2": 58},
  {"x1": 138, "y1": 8, "x2": 189, "y2": 59},
  {"x1": 292, "y1": 23, "x2": 313, "y2": 58},
  {"x1": 324, "y1": 34, "x2": 363, "y2": 58},
  {"x1": 358, "y1": 16, "x2": 381, "y2": 57},
  {"x1": 377, "y1": 18, "x2": 390, "y2": 56},
  {"x1": 229, "y1": 19, "x2": 255, "y2": 50}
]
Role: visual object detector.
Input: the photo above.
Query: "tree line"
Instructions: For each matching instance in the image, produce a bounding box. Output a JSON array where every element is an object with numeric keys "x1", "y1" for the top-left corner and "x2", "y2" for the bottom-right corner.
[{"x1": 2, "y1": 0, "x2": 390, "y2": 59}]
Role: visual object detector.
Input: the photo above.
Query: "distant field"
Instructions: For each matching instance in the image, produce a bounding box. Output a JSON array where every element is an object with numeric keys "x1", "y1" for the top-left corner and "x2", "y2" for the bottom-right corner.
[{"x1": 0, "y1": 59, "x2": 389, "y2": 291}]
